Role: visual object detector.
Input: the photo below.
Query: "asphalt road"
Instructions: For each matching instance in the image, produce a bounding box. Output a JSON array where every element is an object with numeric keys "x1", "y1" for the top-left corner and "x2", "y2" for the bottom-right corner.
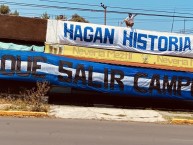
[{"x1": 0, "y1": 117, "x2": 193, "y2": 145}]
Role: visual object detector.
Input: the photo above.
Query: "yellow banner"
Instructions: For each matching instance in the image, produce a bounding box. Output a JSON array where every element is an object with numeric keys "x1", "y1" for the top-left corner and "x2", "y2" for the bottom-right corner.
[{"x1": 45, "y1": 44, "x2": 193, "y2": 72}]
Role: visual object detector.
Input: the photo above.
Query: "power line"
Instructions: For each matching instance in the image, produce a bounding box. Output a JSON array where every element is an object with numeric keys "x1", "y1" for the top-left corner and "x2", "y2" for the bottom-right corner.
[
  {"x1": 39, "y1": 0, "x2": 193, "y2": 16},
  {"x1": 1, "y1": 1, "x2": 193, "y2": 19},
  {"x1": 10, "y1": 7, "x2": 49, "y2": 11},
  {"x1": 9, "y1": 10, "x2": 183, "y2": 22},
  {"x1": 7, "y1": 5, "x2": 193, "y2": 22},
  {"x1": 11, "y1": 5, "x2": 189, "y2": 21},
  {"x1": 39, "y1": 0, "x2": 101, "y2": 8},
  {"x1": 0, "y1": 1, "x2": 102, "y2": 12}
]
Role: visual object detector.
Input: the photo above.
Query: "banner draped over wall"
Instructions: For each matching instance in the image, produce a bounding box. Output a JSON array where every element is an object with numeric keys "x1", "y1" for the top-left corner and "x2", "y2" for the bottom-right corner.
[
  {"x1": 44, "y1": 44, "x2": 193, "y2": 72},
  {"x1": 1, "y1": 50, "x2": 193, "y2": 100},
  {"x1": 0, "y1": 42, "x2": 44, "y2": 52},
  {"x1": 46, "y1": 20, "x2": 193, "y2": 58}
]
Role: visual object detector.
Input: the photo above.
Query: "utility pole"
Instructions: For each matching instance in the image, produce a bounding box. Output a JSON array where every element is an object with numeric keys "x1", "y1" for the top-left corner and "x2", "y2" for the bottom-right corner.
[
  {"x1": 171, "y1": 9, "x2": 175, "y2": 33},
  {"x1": 100, "y1": 3, "x2": 107, "y2": 25}
]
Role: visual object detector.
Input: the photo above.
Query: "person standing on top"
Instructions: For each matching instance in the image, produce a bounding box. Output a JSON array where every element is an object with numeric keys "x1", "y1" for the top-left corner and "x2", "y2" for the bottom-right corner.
[{"x1": 123, "y1": 13, "x2": 137, "y2": 28}]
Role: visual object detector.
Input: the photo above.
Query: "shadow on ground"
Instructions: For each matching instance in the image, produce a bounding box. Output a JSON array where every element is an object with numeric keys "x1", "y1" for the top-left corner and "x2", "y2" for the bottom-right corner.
[
  {"x1": 1, "y1": 79, "x2": 193, "y2": 112},
  {"x1": 48, "y1": 87, "x2": 193, "y2": 112}
]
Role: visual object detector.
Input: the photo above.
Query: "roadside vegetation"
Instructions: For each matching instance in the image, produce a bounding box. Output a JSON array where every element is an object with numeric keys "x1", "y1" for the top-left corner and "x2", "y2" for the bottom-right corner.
[{"x1": 0, "y1": 81, "x2": 50, "y2": 112}]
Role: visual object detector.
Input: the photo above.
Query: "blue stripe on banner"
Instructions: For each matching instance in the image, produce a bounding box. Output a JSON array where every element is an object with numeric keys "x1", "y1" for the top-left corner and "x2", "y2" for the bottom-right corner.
[{"x1": 0, "y1": 49, "x2": 193, "y2": 100}]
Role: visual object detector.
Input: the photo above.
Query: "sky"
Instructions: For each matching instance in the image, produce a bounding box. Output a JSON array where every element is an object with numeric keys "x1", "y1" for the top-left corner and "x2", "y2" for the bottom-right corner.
[{"x1": 1, "y1": 0, "x2": 193, "y2": 34}]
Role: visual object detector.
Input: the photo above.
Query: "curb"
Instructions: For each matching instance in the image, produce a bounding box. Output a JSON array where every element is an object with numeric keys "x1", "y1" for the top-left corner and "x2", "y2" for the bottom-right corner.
[
  {"x1": 171, "y1": 119, "x2": 193, "y2": 124},
  {"x1": 0, "y1": 110, "x2": 48, "y2": 117}
]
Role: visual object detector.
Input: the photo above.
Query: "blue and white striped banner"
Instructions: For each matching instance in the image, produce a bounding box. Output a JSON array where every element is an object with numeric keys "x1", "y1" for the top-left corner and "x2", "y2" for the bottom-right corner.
[{"x1": 0, "y1": 49, "x2": 193, "y2": 100}]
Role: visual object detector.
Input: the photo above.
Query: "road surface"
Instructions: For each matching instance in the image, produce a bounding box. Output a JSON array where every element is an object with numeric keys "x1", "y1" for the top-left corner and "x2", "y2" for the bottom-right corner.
[{"x1": 0, "y1": 117, "x2": 193, "y2": 145}]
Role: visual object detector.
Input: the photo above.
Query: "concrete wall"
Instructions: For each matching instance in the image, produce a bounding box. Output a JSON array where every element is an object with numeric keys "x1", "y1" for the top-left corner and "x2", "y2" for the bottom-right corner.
[{"x1": 0, "y1": 15, "x2": 47, "y2": 43}]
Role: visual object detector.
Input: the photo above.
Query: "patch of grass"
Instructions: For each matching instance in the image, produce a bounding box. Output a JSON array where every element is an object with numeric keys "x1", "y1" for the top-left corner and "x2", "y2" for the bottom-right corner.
[
  {"x1": 162, "y1": 115, "x2": 173, "y2": 122},
  {"x1": 171, "y1": 116, "x2": 193, "y2": 120},
  {"x1": 162, "y1": 115, "x2": 193, "y2": 123},
  {"x1": 0, "y1": 81, "x2": 50, "y2": 112}
]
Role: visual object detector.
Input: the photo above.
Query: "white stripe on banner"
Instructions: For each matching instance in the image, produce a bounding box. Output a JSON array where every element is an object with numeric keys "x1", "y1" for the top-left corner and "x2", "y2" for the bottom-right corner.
[{"x1": 0, "y1": 60, "x2": 191, "y2": 92}]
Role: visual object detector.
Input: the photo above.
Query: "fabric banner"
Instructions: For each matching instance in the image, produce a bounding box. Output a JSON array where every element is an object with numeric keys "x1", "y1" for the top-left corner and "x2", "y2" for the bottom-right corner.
[
  {"x1": 1, "y1": 49, "x2": 193, "y2": 100},
  {"x1": 45, "y1": 44, "x2": 193, "y2": 72},
  {"x1": 46, "y1": 20, "x2": 193, "y2": 58},
  {"x1": 0, "y1": 41, "x2": 44, "y2": 52}
]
